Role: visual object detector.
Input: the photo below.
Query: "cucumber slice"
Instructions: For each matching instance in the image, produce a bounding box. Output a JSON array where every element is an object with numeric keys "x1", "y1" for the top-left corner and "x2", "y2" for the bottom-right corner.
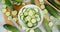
[
  {"x1": 34, "y1": 8, "x2": 39, "y2": 12},
  {"x1": 31, "y1": 19, "x2": 36, "y2": 23},
  {"x1": 12, "y1": 10, "x2": 17, "y2": 16},
  {"x1": 25, "y1": 16, "x2": 31, "y2": 21},
  {"x1": 28, "y1": 10, "x2": 34, "y2": 16},
  {"x1": 2, "y1": 8, "x2": 6, "y2": 13},
  {"x1": 5, "y1": 12, "x2": 10, "y2": 16},
  {"x1": 29, "y1": 29, "x2": 35, "y2": 32},
  {"x1": 20, "y1": 15, "x2": 24, "y2": 20},
  {"x1": 40, "y1": 4, "x2": 45, "y2": 9},
  {"x1": 27, "y1": 22, "x2": 33, "y2": 27},
  {"x1": 2, "y1": 5, "x2": 6, "y2": 8}
]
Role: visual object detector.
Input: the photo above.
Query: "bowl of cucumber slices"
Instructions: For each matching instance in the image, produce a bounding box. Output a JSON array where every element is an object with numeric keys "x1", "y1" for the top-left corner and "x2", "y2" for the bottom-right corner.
[{"x1": 18, "y1": 5, "x2": 43, "y2": 29}]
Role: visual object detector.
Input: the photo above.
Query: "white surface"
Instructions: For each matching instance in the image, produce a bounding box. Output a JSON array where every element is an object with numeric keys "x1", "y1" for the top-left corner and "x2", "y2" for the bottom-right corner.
[{"x1": 0, "y1": 3, "x2": 7, "y2": 32}]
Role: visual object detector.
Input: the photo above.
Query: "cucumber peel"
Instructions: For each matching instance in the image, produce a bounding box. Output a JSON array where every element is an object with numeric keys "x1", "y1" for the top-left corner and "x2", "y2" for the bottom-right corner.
[
  {"x1": 3, "y1": 24, "x2": 20, "y2": 32},
  {"x1": 45, "y1": 4, "x2": 60, "y2": 19},
  {"x1": 5, "y1": 0, "x2": 14, "y2": 11}
]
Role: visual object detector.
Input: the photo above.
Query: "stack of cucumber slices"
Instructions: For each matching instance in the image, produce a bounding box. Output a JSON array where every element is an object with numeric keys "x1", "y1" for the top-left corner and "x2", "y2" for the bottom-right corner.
[{"x1": 20, "y1": 8, "x2": 41, "y2": 28}]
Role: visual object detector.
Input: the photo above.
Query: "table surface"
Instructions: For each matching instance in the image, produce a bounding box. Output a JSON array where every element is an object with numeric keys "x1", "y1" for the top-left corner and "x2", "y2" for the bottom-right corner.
[{"x1": 0, "y1": 0, "x2": 59, "y2": 32}]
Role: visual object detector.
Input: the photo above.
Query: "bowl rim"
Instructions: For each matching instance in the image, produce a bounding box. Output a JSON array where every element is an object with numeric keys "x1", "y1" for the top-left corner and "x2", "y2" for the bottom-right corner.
[{"x1": 18, "y1": 4, "x2": 43, "y2": 29}]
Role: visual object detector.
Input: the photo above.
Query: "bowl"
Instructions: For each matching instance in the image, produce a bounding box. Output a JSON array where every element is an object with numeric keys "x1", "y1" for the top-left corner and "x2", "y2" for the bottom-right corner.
[{"x1": 18, "y1": 4, "x2": 43, "y2": 29}]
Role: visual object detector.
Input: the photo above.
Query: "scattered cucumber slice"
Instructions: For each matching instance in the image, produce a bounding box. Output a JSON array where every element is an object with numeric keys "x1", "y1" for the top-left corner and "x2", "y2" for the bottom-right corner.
[
  {"x1": 12, "y1": 10, "x2": 17, "y2": 16},
  {"x1": 5, "y1": 12, "x2": 10, "y2": 16},
  {"x1": 2, "y1": 8, "x2": 6, "y2": 13}
]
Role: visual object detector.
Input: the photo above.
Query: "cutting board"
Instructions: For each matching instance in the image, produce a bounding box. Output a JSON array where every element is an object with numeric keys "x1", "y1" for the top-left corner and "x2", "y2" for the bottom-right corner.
[{"x1": 3, "y1": 0, "x2": 40, "y2": 27}]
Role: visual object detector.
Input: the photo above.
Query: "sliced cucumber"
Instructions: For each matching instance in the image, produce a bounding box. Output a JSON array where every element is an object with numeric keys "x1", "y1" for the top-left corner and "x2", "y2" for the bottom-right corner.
[
  {"x1": 2, "y1": 8, "x2": 6, "y2": 13},
  {"x1": 27, "y1": 22, "x2": 33, "y2": 27},
  {"x1": 12, "y1": 10, "x2": 17, "y2": 16},
  {"x1": 20, "y1": 8, "x2": 41, "y2": 28},
  {"x1": 29, "y1": 29, "x2": 35, "y2": 32},
  {"x1": 5, "y1": 12, "x2": 10, "y2": 16},
  {"x1": 31, "y1": 19, "x2": 36, "y2": 23}
]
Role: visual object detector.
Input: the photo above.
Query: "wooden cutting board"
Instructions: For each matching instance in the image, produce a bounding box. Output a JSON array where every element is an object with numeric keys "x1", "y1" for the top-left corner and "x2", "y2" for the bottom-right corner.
[{"x1": 3, "y1": 0, "x2": 40, "y2": 27}]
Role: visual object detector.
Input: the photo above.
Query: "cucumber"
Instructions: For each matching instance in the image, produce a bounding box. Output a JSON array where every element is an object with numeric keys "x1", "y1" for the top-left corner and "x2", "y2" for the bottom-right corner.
[
  {"x1": 31, "y1": 0, "x2": 35, "y2": 4},
  {"x1": 15, "y1": 0, "x2": 22, "y2": 3},
  {"x1": 5, "y1": 0, "x2": 14, "y2": 11},
  {"x1": 3, "y1": 24, "x2": 20, "y2": 32},
  {"x1": 34, "y1": 27, "x2": 42, "y2": 32},
  {"x1": 43, "y1": 18, "x2": 52, "y2": 32},
  {"x1": 57, "y1": 25, "x2": 60, "y2": 31},
  {"x1": 48, "y1": 0, "x2": 60, "y2": 10},
  {"x1": 45, "y1": 4, "x2": 60, "y2": 18}
]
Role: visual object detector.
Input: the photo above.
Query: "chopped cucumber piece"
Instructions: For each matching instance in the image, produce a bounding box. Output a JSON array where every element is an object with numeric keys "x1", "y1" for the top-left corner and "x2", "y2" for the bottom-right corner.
[
  {"x1": 34, "y1": 8, "x2": 39, "y2": 12},
  {"x1": 31, "y1": 19, "x2": 36, "y2": 23},
  {"x1": 40, "y1": 4, "x2": 45, "y2": 9},
  {"x1": 43, "y1": 9, "x2": 48, "y2": 15},
  {"x1": 5, "y1": 12, "x2": 10, "y2": 16},
  {"x1": 28, "y1": 10, "x2": 34, "y2": 16},
  {"x1": 8, "y1": 30, "x2": 12, "y2": 32},
  {"x1": 12, "y1": 10, "x2": 17, "y2": 16},
  {"x1": 23, "y1": 8, "x2": 27, "y2": 12},
  {"x1": 2, "y1": 0, "x2": 5, "y2": 4},
  {"x1": 31, "y1": 15, "x2": 35, "y2": 18},
  {"x1": 20, "y1": 12, "x2": 23, "y2": 16},
  {"x1": 39, "y1": 0, "x2": 44, "y2": 3},
  {"x1": 29, "y1": 29, "x2": 35, "y2": 32},
  {"x1": 27, "y1": 22, "x2": 33, "y2": 27},
  {"x1": 20, "y1": 15, "x2": 24, "y2": 20},
  {"x1": 22, "y1": 26, "x2": 26, "y2": 30},
  {"x1": 25, "y1": 16, "x2": 31, "y2": 21},
  {"x1": 24, "y1": 12, "x2": 28, "y2": 16},
  {"x1": 36, "y1": 17, "x2": 40, "y2": 22},
  {"x1": 2, "y1": 5, "x2": 6, "y2": 8},
  {"x1": 49, "y1": 22, "x2": 53, "y2": 27},
  {"x1": 2, "y1": 8, "x2": 6, "y2": 13},
  {"x1": 35, "y1": 14, "x2": 39, "y2": 18},
  {"x1": 13, "y1": 17, "x2": 18, "y2": 21}
]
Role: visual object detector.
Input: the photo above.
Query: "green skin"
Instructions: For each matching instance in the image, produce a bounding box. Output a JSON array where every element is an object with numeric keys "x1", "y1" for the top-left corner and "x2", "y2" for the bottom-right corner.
[
  {"x1": 48, "y1": 0, "x2": 60, "y2": 10},
  {"x1": 45, "y1": 4, "x2": 60, "y2": 18},
  {"x1": 34, "y1": 27, "x2": 42, "y2": 32},
  {"x1": 3, "y1": 24, "x2": 20, "y2": 32},
  {"x1": 15, "y1": 0, "x2": 22, "y2": 3},
  {"x1": 31, "y1": 0, "x2": 35, "y2": 4},
  {"x1": 5, "y1": 0, "x2": 14, "y2": 11},
  {"x1": 57, "y1": 25, "x2": 60, "y2": 31},
  {"x1": 43, "y1": 18, "x2": 52, "y2": 32}
]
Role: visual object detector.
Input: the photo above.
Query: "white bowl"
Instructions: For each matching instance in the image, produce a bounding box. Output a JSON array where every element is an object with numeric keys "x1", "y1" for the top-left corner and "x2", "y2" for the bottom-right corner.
[{"x1": 18, "y1": 4, "x2": 43, "y2": 29}]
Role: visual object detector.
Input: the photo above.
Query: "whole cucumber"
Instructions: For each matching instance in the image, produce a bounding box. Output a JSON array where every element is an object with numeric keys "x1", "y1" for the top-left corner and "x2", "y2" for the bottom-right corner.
[
  {"x1": 43, "y1": 18, "x2": 52, "y2": 32},
  {"x1": 15, "y1": 0, "x2": 22, "y2": 3},
  {"x1": 45, "y1": 4, "x2": 60, "y2": 18},
  {"x1": 3, "y1": 24, "x2": 20, "y2": 32},
  {"x1": 31, "y1": 0, "x2": 35, "y2": 4},
  {"x1": 48, "y1": 0, "x2": 60, "y2": 10},
  {"x1": 5, "y1": 0, "x2": 14, "y2": 11}
]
